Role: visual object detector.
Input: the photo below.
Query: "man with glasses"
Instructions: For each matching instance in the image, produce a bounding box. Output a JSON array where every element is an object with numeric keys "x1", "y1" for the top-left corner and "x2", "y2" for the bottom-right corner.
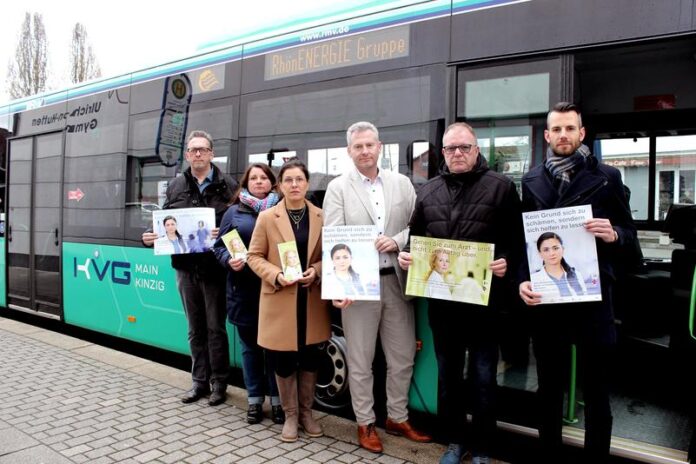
[
  {"x1": 142, "y1": 130, "x2": 238, "y2": 406},
  {"x1": 398, "y1": 122, "x2": 523, "y2": 464},
  {"x1": 323, "y1": 121, "x2": 431, "y2": 454}
]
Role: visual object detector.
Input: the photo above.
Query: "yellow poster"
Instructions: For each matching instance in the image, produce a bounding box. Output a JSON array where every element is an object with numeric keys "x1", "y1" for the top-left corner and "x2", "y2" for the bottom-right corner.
[
  {"x1": 221, "y1": 229, "x2": 248, "y2": 261},
  {"x1": 278, "y1": 240, "x2": 303, "y2": 282},
  {"x1": 405, "y1": 236, "x2": 494, "y2": 306}
]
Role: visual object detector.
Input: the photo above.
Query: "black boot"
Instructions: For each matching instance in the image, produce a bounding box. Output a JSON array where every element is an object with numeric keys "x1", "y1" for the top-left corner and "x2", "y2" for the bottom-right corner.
[
  {"x1": 181, "y1": 385, "x2": 210, "y2": 404},
  {"x1": 246, "y1": 403, "x2": 263, "y2": 424},
  {"x1": 208, "y1": 384, "x2": 227, "y2": 406},
  {"x1": 271, "y1": 404, "x2": 285, "y2": 424}
]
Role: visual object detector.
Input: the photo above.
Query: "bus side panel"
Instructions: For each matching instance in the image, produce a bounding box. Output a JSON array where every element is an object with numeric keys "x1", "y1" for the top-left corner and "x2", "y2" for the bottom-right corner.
[
  {"x1": 409, "y1": 298, "x2": 438, "y2": 414},
  {"x1": 0, "y1": 237, "x2": 5, "y2": 308},
  {"x1": 62, "y1": 242, "x2": 190, "y2": 355}
]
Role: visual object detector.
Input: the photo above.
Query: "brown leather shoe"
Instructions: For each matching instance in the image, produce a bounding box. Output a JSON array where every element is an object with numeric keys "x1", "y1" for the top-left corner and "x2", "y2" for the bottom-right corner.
[
  {"x1": 385, "y1": 418, "x2": 432, "y2": 443},
  {"x1": 357, "y1": 423, "x2": 383, "y2": 453}
]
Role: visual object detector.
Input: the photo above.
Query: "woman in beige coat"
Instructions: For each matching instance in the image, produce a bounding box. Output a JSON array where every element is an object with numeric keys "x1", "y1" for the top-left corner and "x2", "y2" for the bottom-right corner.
[{"x1": 247, "y1": 159, "x2": 330, "y2": 443}]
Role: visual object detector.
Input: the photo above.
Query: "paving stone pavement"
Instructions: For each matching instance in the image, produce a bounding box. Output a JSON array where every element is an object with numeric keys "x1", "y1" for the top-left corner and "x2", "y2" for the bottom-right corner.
[{"x1": 0, "y1": 316, "x2": 451, "y2": 464}]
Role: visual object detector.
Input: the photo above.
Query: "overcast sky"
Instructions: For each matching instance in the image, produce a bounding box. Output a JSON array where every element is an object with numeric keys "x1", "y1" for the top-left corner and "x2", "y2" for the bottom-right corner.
[{"x1": 1, "y1": 0, "x2": 376, "y2": 104}]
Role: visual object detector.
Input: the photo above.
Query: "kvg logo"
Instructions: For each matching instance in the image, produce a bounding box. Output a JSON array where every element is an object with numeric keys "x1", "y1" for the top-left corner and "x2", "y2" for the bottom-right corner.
[{"x1": 73, "y1": 257, "x2": 131, "y2": 285}]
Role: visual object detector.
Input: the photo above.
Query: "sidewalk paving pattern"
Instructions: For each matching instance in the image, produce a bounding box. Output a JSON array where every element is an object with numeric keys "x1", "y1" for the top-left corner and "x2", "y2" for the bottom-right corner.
[{"x1": 0, "y1": 316, "x2": 451, "y2": 464}]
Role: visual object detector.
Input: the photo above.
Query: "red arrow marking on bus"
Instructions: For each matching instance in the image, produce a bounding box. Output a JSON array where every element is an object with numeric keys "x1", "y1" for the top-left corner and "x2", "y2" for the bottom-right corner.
[{"x1": 68, "y1": 188, "x2": 85, "y2": 202}]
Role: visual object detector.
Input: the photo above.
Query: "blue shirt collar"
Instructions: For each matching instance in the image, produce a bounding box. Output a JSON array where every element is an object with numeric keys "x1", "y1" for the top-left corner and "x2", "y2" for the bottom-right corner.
[{"x1": 197, "y1": 167, "x2": 215, "y2": 193}]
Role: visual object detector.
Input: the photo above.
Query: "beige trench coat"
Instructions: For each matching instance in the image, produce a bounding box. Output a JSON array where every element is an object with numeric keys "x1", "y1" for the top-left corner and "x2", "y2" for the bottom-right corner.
[{"x1": 247, "y1": 199, "x2": 330, "y2": 351}]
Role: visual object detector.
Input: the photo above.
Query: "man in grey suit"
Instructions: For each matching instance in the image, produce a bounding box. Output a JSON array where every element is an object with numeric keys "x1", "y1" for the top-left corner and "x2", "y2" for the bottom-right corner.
[{"x1": 323, "y1": 121, "x2": 431, "y2": 453}]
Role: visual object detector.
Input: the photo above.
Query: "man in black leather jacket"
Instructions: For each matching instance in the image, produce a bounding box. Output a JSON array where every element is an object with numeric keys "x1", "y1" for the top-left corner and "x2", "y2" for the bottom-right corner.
[
  {"x1": 398, "y1": 122, "x2": 523, "y2": 464},
  {"x1": 519, "y1": 102, "x2": 638, "y2": 463},
  {"x1": 142, "y1": 130, "x2": 238, "y2": 406}
]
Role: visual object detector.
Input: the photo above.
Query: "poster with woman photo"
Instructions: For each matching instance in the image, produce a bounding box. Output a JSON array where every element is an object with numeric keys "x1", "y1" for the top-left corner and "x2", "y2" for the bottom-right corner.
[
  {"x1": 221, "y1": 228, "x2": 248, "y2": 261},
  {"x1": 321, "y1": 225, "x2": 381, "y2": 301},
  {"x1": 278, "y1": 240, "x2": 304, "y2": 282},
  {"x1": 152, "y1": 208, "x2": 215, "y2": 255},
  {"x1": 405, "y1": 236, "x2": 494, "y2": 306},
  {"x1": 522, "y1": 205, "x2": 602, "y2": 304}
]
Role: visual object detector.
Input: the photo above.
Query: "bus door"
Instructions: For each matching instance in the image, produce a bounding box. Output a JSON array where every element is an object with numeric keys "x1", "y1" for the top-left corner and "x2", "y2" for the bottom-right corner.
[{"x1": 6, "y1": 132, "x2": 64, "y2": 318}]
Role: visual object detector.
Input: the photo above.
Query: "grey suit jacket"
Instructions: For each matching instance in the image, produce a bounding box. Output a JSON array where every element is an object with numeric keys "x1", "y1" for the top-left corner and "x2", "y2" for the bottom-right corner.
[{"x1": 323, "y1": 167, "x2": 416, "y2": 292}]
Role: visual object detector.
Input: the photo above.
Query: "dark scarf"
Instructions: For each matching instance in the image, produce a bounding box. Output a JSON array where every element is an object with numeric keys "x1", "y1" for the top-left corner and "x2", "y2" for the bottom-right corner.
[
  {"x1": 238, "y1": 189, "x2": 279, "y2": 212},
  {"x1": 544, "y1": 144, "x2": 592, "y2": 195}
]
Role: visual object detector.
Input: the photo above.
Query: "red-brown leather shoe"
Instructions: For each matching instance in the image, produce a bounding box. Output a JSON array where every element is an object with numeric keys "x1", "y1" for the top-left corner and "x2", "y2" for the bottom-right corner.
[
  {"x1": 385, "y1": 418, "x2": 432, "y2": 443},
  {"x1": 357, "y1": 423, "x2": 383, "y2": 453}
]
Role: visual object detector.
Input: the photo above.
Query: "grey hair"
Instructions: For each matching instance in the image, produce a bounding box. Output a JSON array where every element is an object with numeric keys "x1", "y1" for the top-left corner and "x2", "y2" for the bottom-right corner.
[
  {"x1": 443, "y1": 122, "x2": 477, "y2": 142},
  {"x1": 346, "y1": 121, "x2": 379, "y2": 146},
  {"x1": 187, "y1": 130, "x2": 214, "y2": 149}
]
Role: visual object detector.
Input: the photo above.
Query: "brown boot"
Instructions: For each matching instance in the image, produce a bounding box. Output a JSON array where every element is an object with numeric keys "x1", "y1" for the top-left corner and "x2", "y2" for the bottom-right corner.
[
  {"x1": 275, "y1": 373, "x2": 298, "y2": 442},
  {"x1": 298, "y1": 370, "x2": 323, "y2": 438}
]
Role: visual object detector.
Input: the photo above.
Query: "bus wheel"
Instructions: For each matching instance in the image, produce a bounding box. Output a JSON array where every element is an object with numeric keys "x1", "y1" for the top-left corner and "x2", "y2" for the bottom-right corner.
[{"x1": 315, "y1": 327, "x2": 350, "y2": 410}]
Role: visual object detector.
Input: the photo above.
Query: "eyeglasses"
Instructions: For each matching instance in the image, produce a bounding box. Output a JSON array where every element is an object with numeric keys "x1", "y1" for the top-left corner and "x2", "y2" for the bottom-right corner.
[
  {"x1": 443, "y1": 144, "x2": 476, "y2": 155},
  {"x1": 187, "y1": 147, "x2": 212, "y2": 155},
  {"x1": 282, "y1": 177, "x2": 307, "y2": 185}
]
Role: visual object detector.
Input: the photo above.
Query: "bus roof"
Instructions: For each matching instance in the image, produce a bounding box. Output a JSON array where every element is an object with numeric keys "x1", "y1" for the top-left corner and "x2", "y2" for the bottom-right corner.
[{"x1": 0, "y1": 0, "x2": 524, "y2": 115}]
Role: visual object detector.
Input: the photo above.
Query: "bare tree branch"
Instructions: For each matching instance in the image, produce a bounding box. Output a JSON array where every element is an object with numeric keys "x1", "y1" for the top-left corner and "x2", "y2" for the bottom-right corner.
[
  {"x1": 7, "y1": 12, "x2": 49, "y2": 99},
  {"x1": 70, "y1": 23, "x2": 102, "y2": 84}
]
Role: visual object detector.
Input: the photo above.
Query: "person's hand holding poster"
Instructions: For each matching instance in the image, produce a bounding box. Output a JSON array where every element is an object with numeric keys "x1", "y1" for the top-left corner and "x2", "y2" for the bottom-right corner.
[
  {"x1": 405, "y1": 236, "x2": 494, "y2": 306},
  {"x1": 522, "y1": 205, "x2": 602, "y2": 304}
]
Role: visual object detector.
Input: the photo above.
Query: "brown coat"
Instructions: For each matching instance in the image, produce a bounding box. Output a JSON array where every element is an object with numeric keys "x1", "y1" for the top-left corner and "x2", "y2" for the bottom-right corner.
[{"x1": 247, "y1": 199, "x2": 330, "y2": 351}]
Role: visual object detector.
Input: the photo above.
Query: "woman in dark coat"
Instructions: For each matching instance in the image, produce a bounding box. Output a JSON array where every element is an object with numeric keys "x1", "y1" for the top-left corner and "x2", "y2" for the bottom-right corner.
[{"x1": 213, "y1": 163, "x2": 284, "y2": 424}]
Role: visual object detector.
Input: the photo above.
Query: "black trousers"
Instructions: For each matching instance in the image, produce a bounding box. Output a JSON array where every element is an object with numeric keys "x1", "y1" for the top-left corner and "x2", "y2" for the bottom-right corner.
[
  {"x1": 429, "y1": 302, "x2": 499, "y2": 456},
  {"x1": 176, "y1": 269, "x2": 229, "y2": 388},
  {"x1": 533, "y1": 327, "x2": 615, "y2": 463},
  {"x1": 270, "y1": 343, "x2": 322, "y2": 378}
]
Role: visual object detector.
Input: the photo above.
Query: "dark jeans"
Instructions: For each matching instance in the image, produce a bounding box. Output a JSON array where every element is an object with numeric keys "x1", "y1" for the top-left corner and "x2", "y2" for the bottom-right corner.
[
  {"x1": 533, "y1": 332, "x2": 614, "y2": 463},
  {"x1": 270, "y1": 343, "x2": 323, "y2": 378},
  {"x1": 176, "y1": 269, "x2": 229, "y2": 389},
  {"x1": 428, "y1": 302, "x2": 498, "y2": 456},
  {"x1": 237, "y1": 324, "x2": 279, "y2": 402}
]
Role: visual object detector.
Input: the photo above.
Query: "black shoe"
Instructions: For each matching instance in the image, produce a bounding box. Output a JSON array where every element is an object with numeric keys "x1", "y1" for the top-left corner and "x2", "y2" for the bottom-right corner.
[
  {"x1": 181, "y1": 386, "x2": 210, "y2": 404},
  {"x1": 271, "y1": 404, "x2": 285, "y2": 424},
  {"x1": 246, "y1": 403, "x2": 263, "y2": 424},
  {"x1": 208, "y1": 387, "x2": 227, "y2": 406}
]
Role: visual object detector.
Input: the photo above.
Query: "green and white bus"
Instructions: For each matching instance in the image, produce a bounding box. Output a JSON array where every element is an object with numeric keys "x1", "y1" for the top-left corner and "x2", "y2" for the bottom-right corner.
[{"x1": 2, "y1": 1, "x2": 695, "y2": 462}]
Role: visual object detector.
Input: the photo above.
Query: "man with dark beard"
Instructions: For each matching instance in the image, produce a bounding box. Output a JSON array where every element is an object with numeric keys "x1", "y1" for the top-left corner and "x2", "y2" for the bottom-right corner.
[{"x1": 519, "y1": 102, "x2": 638, "y2": 463}]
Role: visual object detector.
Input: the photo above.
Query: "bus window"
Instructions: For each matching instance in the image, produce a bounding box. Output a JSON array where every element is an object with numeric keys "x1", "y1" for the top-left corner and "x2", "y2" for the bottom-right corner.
[
  {"x1": 239, "y1": 65, "x2": 446, "y2": 188},
  {"x1": 308, "y1": 147, "x2": 348, "y2": 176},
  {"x1": 476, "y1": 125, "x2": 532, "y2": 195},
  {"x1": 248, "y1": 150, "x2": 296, "y2": 168},
  {"x1": 407, "y1": 141, "x2": 432, "y2": 186},
  {"x1": 381, "y1": 143, "x2": 399, "y2": 172},
  {"x1": 597, "y1": 137, "x2": 649, "y2": 221},
  {"x1": 308, "y1": 144, "x2": 401, "y2": 177},
  {"x1": 656, "y1": 135, "x2": 696, "y2": 218},
  {"x1": 125, "y1": 158, "x2": 172, "y2": 240}
]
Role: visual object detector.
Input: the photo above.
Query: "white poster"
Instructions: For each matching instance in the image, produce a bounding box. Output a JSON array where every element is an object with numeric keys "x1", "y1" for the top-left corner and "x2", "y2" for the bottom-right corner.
[
  {"x1": 152, "y1": 208, "x2": 215, "y2": 255},
  {"x1": 322, "y1": 225, "x2": 380, "y2": 301},
  {"x1": 523, "y1": 205, "x2": 602, "y2": 304}
]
